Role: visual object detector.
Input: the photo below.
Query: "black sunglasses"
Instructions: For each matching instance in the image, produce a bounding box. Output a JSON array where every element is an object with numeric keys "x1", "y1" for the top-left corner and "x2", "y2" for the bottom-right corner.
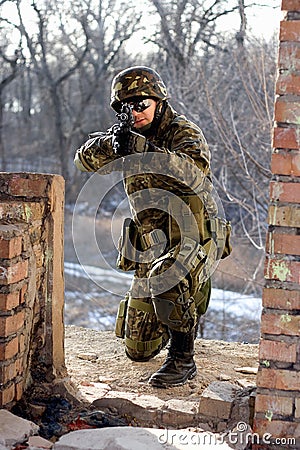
[{"x1": 117, "y1": 98, "x2": 152, "y2": 113}]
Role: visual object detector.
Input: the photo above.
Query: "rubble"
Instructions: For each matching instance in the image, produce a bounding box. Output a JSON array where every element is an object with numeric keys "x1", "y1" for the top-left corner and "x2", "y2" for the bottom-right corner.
[
  {"x1": 0, "y1": 409, "x2": 39, "y2": 448},
  {"x1": 0, "y1": 379, "x2": 255, "y2": 449}
]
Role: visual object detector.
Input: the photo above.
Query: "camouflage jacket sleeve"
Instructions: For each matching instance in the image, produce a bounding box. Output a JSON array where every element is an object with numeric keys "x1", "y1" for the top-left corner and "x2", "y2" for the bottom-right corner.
[
  {"x1": 169, "y1": 117, "x2": 211, "y2": 175},
  {"x1": 74, "y1": 129, "x2": 119, "y2": 173},
  {"x1": 147, "y1": 115, "x2": 211, "y2": 194}
]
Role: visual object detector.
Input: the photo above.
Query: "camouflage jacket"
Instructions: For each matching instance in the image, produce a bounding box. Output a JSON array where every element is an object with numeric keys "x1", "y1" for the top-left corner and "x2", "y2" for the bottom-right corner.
[{"x1": 74, "y1": 103, "x2": 212, "y2": 238}]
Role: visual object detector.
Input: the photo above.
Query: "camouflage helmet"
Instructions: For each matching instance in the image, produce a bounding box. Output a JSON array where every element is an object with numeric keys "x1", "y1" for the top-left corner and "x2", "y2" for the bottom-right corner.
[{"x1": 110, "y1": 66, "x2": 168, "y2": 110}]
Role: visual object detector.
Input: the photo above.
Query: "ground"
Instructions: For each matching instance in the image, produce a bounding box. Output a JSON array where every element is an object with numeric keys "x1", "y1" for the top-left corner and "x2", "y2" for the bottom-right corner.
[{"x1": 64, "y1": 326, "x2": 258, "y2": 403}]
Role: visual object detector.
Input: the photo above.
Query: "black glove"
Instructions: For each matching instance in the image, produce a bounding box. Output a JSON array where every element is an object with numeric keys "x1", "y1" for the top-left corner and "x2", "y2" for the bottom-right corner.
[
  {"x1": 112, "y1": 124, "x2": 131, "y2": 156},
  {"x1": 113, "y1": 127, "x2": 151, "y2": 156}
]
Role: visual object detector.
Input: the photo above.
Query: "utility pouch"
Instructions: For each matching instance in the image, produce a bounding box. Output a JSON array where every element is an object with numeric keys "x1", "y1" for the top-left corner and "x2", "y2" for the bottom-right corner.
[
  {"x1": 116, "y1": 218, "x2": 141, "y2": 271},
  {"x1": 115, "y1": 293, "x2": 129, "y2": 338},
  {"x1": 194, "y1": 277, "x2": 212, "y2": 316},
  {"x1": 221, "y1": 221, "x2": 232, "y2": 259},
  {"x1": 209, "y1": 218, "x2": 232, "y2": 260}
]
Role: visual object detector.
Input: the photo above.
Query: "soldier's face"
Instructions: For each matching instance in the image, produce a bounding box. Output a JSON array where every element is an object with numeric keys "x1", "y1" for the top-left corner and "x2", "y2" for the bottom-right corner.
[{"x1": 131, "y1": 99, "x2": 157, "y2": 129}]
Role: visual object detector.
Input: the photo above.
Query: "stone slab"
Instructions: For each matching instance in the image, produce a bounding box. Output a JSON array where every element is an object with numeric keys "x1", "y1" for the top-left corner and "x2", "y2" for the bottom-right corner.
[
  {"x1": 93, "y1": 391, "x2": 165, "y2": 425},
  {"x1": 53, "y1": 426, "x2": 232, "y2": 450},
  {"x1": 199, "y1": 381, "x2": 240, "y2": 419},
  {"x1": 0, "y1": 409, "x2": 39, "y2": 447},
  {"x1": 92, "y1": 390, "x2": 199, "y2": 428}
]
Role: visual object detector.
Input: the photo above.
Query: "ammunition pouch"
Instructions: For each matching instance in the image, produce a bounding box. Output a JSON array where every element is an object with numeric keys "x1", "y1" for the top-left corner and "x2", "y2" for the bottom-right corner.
[
  {"x1": 117, "y1": 218, "x2": 141, "y2": 271},
  {"x1": 176, "y1": 236, "x2": 206, "y2": 272},
  {"x1": 209, "y1": 217, "x2": 232, "y2": 260},
  {"x1": 115, "y1": 293, "x2": 129, "y2": 338},
  {"x1": 168, "y1": 193, "x2": 232, "y2": 261},
  {"x1": 194, "y1": 277, "x2": 212, "y2": 316}
]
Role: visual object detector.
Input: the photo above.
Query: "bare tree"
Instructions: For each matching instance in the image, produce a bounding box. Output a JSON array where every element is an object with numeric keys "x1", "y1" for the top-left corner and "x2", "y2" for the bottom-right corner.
[
  {"x1": 0, "y1": 0, "x2": 143, "y2": 195},
  {"x1": 12, "y1": 0, "x2": 89, "y2": 182},
  {"x1": 147, "y1": 0, "x2": 247, "y2": 71},
  {"x1": 0, "y1": 47, "x2": 22, "y2": 169}
]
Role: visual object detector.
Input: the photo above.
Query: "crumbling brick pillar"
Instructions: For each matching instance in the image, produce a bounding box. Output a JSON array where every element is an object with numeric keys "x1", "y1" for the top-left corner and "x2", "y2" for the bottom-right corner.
[
  {"x1": 0, "y1": 173, "x2": 74, "y2": 408},
  {"x1": 253, "y1": 0, "x2": 300, "y2": 447}
]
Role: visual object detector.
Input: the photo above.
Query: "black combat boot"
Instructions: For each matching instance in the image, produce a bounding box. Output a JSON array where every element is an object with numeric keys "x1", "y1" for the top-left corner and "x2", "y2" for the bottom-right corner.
[{"x1": 148, "y1": 329, "x2": 197, "y2": 388}]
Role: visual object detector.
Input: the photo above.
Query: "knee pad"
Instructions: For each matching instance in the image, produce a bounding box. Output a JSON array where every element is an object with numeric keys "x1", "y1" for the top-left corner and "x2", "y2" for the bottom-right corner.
[
  {"x1": 152, "y1": 297, "x2": 182, "y2": 328},
  {"x1": 152, "y1": 289, "x2": 196, "y2": 332},
  {"x1": 123, "y1": 294, "x2": 170, "y2": 361}
]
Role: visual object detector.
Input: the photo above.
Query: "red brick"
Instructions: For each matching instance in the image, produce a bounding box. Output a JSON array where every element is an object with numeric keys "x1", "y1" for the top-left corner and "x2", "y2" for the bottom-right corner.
[
  {"x1": 0, "y1": 236, "x2": 22, "y2": 259},
  {"x1": 257, "y1": 368, "x2": 299, "y2": 390},
  {"x1": 276, "y1": 72, "x2": 300, "y2": 95},
  {"x1": 296, "y1": 397, "x2": 300, "y2": 419},
  {"x1": 15, "y1": 356, "x2": 23, "y2": 376},
  {"x1": 33, "y1": 243, "x2": 43, "y2": 268},
  {"x1": 278, "y1": 42, "x2": 300, "y2": 71},
  {"x1": 0, "y1": 383, "x2": 15, "y2": 406},
  {"x1": 253, "y1": 418, "x2": 300, "y2": 439},
  {"x1": 0, "y1": 361, "x2": 17, "y2": 384},
  {"x1": 8, "y1": 174, "x2": 48, "y2": 198},
  {"x1": 0, "y1": 259, "x2": 28, "y2": 285},
  {"x1": 18, "y1": 333, "x2": 25, "y2": 354},
  {"x1": 0, "y1": 337, "x2": 18, "y2": 359},
  {"x1": 19, "y1": 283, "x2": 28, "y2": 305},
  {"x1": 270, "y1": 181, "x2": 300, "y2": 203},
  {"x1": 263, "y1": 287, "x2": 300, "y2": 310},
  {"x1": 264, "y1": 257, "x2": 300, "y2": 283},
  {"x1": 280, "y1": 21, "x2": 300, "y2": 43},
  {"x1": 268, "y1": 204, "x2": 300, "y2": 227},
  {"x1": 267, "y1": 232, "x2": 300, "y2": 256},
  {"x1": 275, "y1": 97, "x2": 300, "y2": 124},
  {"x1": 273, "y1": 127, "x2": 300, "y2": 150},
  {"x1": 271, "y1": 151, "x2": 300, "y2": 176},
  {"x1": 255, "y1": 393, "x2": 293, "y2": 416},
  {"x1": 282, "y1": 0, "x2": 300, "y2": 11},
  {"x1": 0, "y1": 202, "x2": 44, "y2": 223},
  {"x1": 0, "y1": 310, "x2": 25, "y2": 337},
  {"x1": 261, "y1": 312, "x2": 300, "y2": 336},
  {"x1": 259, "y1": 339, "x2": 297, "y2": 363},
  {"x1": 0, "y1": 291, "x2": 20, "y2": 310},
  {"x1": 15, "y1": 380, "x2": 24, "y2": 402}
]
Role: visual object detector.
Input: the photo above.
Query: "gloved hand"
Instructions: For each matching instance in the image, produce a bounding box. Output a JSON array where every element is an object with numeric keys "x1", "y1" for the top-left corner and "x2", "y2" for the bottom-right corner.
[
  {"x1": 74, "y1": 131, "x2": 115, "y2": 172},
  {"x1": 112, "y1": 127, "x2": 149, "y2": 156},
  {"x1": 112, "y1": 125, "x2": 131, "y2": 156}
]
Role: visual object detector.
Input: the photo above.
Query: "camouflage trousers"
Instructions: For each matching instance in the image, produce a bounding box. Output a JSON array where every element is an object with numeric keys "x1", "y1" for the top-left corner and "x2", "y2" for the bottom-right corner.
[{"x1": 116, "y1": 247, "x2": 211, "y2": 361}]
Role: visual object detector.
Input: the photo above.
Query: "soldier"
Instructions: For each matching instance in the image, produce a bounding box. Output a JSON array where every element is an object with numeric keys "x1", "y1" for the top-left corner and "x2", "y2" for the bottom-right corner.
[{"x1": 74, "y1": 66, "x2": 231, "y2": 388}]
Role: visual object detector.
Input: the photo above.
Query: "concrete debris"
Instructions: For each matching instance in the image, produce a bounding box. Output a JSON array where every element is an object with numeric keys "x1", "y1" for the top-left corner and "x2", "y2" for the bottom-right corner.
[
  {"x1": 53, "y1": 426, "x2": 232, "y2": 450},
  {"x1": 78, "y1": 382, "x2": 111, "y2": 401},
  {"x1": 234, "y1": 367, "x2": 258, "y2": 374},
  {"x1": 27, "y1": 435, "x2": 53, "y2": 448},
  {"x1": 236, "y1": 378, "x2": 256, "y2": 388},
  {"x1": 0, "y1": 381, "x2": 255, "y2": 449},
  {"x1": 0, "y1": 409, "x2": 39, "y2": 447},
  {"x1": 76, "y1": 353, "x2": 98, "y2": 361},
  {"x1": 218, "y1": 374, "x2": 232, "y2": 381},
  {"x1": 199, "y1": 381, "x2": 241, "y2": 420}
]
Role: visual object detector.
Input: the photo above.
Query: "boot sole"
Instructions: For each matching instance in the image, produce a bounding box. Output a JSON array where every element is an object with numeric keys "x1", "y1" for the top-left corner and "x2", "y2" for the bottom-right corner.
[{"x1": 149, "y1": 367, "x2": 197, "y2": 388}]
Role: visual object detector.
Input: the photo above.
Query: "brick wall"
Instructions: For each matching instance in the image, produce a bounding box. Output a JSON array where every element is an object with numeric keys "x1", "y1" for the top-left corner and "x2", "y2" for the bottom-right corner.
[
  {"x1": 254, "y1": 0, "x2": 300, "y2": 446},
  {"x1": 0, "y1": 173, "x2": 67, "y2": 408}
]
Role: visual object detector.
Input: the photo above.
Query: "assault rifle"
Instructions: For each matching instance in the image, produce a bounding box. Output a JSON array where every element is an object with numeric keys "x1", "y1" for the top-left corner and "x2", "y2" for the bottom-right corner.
[{"x1": 112, "y1": 103, "x2": 134, "y2": 156}]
